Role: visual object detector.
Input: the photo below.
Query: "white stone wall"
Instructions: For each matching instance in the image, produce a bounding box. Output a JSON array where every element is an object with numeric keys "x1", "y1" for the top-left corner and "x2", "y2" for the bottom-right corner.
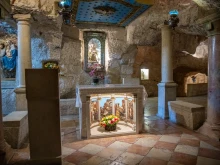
[{"x1": 2, "y1": 89, "x2": 16, "y2": 115}]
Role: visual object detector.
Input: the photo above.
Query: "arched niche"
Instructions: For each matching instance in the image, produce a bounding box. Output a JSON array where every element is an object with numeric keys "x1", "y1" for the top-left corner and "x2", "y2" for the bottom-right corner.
[{"x1": 83, "y1": 32, "x2": 106, "y2": 72}]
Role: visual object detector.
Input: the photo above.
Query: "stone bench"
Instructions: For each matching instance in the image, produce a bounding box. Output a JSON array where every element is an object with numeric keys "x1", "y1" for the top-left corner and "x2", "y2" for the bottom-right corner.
[
  {"x1": 3, "y1": 111, "x2": 28, "y2": 149},
  {"x1": 168, "y1": 101, "x2": 205, "y2": 130}
]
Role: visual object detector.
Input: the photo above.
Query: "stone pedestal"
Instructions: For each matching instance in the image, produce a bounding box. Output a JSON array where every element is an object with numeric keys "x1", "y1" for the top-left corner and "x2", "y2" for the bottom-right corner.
[
  {"x1": 14, "y1": 88, "x2": 27, "y2": 111},
  {"x1": 157, "y1": 82, "x2": 177, "y2": 119},
  {"x1": 13, "y1": 14, "x2": 32, "y2": 111},
  {"x1": 157, "y1": 25, "x2": 177, "y2": 119},
  {"x1": 198, "y1": 13, "x2": 220, "y2": 141},
  {"x1": 26, "y1": 69, "x2": 61, "y2": 165},
  {"x1": 3, "y1": 111, "x2": 28, "y2": 149}
]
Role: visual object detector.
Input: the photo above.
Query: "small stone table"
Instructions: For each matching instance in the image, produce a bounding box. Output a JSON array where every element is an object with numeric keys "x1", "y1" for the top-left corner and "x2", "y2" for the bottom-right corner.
[
  {"x1": 3, "y1": 111, "x2": 28, "y2": 149},
  {"x1": 76, "y1": 84, "x2": 146, "y2": 139},
  {"x1": 168, "y1": 101, "x2": 205, "y2": 130}
]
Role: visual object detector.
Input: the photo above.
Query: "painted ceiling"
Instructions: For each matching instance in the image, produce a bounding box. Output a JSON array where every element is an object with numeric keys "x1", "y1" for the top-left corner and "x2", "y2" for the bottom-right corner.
[{"x1": 71, "y1": 0, "x2": 151, "y2": 27}]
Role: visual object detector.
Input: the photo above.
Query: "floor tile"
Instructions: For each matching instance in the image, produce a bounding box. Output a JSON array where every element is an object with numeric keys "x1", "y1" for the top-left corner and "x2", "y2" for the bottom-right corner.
[
  {"x1": 63, "y1": 141, "x2": 89, "y2": 150},
  {"x1": 8, "y1": 152, "x2": 29, "y2": 164},
  {"x1": 88, "y1": 138, "x2": 115, "y2": 147},
  {"x1": 170, "y1": 152, "x2": 197, "y2": 165},
  {"x1": 64, "y1": 151, "x2": 93, "y2": 164},
  {"x1": 96, "y1": 147, "x2": 123, "y2": 161},
  {"x1": 117, "y1": 137, "x2": 138, "y2": 144},
  {"x1": 108, "y1": 141, "x2": 132, "y2": 151},
  {"x1": 110, "y1": 161, "x2": 126, "y2": 165},
  {"x1": 154, "y1": 141, "x2": 177, "y2": 151},
  {"x1": 62, "y1": 146, "x2": 76, "y2": 158},
  {"x1": 79, "y1": 144, "x2": 105, "y2": 155},
  {"x1": 181, "y1": 133, "x2": 198, "y2": 140},
  {"x1": 147, "y1": 148, "x2": 172, "y2": 161},
  {"x1": 200, "y1": 141, "x2": 220, "y2": 151},
  {"x1": 196, "y1": 156, "x2": 220, "y2": 165},
  {"x1": 167, "y1": 162, "x2": 184, "y2": 165},
  {"x1": 179, "y1": 138, "x2": 200, "y2": 147},
  {"x1": 198, "y1": 148, "x2": 220, "y2": 160},
  {"x1": 139, "y1": 157, "x2": 167, "y2": 165},
  {"x1": 127, "y1": 144, "x2": 151, "y2": 156},
  {"x1": 62, "y1": 161, "x2": 76, "y2": 165},
  {"x1": 135, "y1": 137, "x2": 157, "y2": 147},
  {"x1": 159, "y1": 135, "x2": 180, "y2": 143},
  {"x1": 80, "y1": 155, "x2": 112, "y2": 165},
  {"x1": 116, "y1": 152, "x2": 144, "y2": 165},
  {"x1": 174, "y1": 145, "x2": 198, "y2": 156}
]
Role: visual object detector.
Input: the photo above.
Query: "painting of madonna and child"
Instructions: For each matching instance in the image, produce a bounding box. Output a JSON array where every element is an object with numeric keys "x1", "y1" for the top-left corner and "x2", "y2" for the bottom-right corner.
[
  {"x1": 0, "y1": 39, "x2": 18, "y2": 78},
  {"x1": 89, "y1": 93, "x2": 136, "y2": 137}
]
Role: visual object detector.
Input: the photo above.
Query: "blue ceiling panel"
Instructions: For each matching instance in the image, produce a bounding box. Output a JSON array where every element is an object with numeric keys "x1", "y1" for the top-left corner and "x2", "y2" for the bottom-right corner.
[{"x1": 72, "y1": 0, "x2": 152, "y2": 26}]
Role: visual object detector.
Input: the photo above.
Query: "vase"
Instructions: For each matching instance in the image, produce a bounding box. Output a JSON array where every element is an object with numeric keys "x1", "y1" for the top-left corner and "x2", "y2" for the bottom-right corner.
[
  {"x1": 105, "y1": 124, "x2": 116, "y2": 131},
  {"x1": 92, "y1": 77, "x2": 99, "y2": 85}
]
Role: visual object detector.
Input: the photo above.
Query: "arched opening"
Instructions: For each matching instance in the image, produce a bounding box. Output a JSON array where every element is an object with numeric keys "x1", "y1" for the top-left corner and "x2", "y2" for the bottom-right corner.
[{"x1": 185, "y1": 72, "x2": 208, "y2": 96}]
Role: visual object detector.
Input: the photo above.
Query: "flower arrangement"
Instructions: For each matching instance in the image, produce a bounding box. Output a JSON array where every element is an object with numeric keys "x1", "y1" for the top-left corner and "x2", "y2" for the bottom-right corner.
[
  {"x1": 44, "y1": 62, "x2": 59, "y2": 69},
  {"x1": 88, "y1": 63, "x2": 104, "y2": 79},
  {"x1": 100, "y1": 115, "x2": 119, "y2": 131}
]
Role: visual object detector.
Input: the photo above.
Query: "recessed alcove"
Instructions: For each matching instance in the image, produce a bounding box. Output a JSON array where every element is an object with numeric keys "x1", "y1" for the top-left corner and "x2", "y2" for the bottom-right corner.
[{"x1": 89, "y1": 93, "x2": 136, "y2": 138}]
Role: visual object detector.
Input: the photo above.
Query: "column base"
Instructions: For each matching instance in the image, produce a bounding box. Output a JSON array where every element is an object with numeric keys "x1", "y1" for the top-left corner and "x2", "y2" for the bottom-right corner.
[
  {"x1": 157, "y1": 82, "x2": 177, "y2": 119},
  {"x1": 197, "y1": 121, "x2": 220, "y2": 141},
  {"x1": 14, "y1": 87, "x2": 27, "y2": 111}
]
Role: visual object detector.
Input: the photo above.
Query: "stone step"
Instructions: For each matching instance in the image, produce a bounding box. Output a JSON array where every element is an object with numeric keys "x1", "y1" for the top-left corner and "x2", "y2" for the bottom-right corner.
[
  {"x1": 60, "y1": 99, "x2": 79, "y2": 116},
  {"x1": 60, "y1": 115, "x2": 79, "y2": 128}
]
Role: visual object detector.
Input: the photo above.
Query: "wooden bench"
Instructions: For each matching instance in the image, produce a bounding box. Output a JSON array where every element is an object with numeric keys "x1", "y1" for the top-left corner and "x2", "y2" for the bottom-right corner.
[
  {"x1": 3, "y1": 111, "x2": 28, "y2": 149},
  {"x1": 168, "y1": 101, "x2": 205, "y2": 130}
]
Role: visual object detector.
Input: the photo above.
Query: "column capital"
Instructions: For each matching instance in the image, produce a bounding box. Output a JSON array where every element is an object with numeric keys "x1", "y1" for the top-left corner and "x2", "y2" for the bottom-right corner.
[
  {"x1": 197, "y1": 13, "x2": 220, "y2": 36},
  {"x1": 13, "y1": 14, "x2": 31, "y2": 21},
  {"x1": 161, "y1": 24, "x2": 172, "y2": 30}
]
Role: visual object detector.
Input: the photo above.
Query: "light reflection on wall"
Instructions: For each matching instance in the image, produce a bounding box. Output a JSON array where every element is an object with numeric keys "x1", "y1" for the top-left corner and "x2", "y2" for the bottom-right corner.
[{"x1": 141, "y1": 69, "x2": 149, "y2": 80}]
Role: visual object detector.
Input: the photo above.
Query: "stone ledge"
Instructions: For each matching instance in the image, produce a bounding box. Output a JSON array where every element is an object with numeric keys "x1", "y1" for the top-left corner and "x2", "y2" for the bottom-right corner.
[
  {"x1": 3, "y1": 111, "x2": 28, "y2": 127},
  {"x1": 3, "y1": 111, "x2": 28, "y2": 149},
  {"x1": 168, "y1": 101, "x2": 205, "y2": 130}
]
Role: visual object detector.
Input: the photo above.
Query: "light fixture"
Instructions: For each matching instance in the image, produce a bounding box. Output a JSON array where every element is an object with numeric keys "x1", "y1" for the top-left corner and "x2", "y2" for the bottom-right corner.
[
  {"x1": 164, "y1": 10, "x2": 179, "y2": 29},
  {"x1": 58, "y1": 0, "x2": 73, "y2": 25}
]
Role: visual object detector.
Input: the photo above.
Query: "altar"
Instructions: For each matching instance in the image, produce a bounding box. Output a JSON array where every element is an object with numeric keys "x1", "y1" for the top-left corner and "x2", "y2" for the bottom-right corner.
[{"x1": 76, "y1": 84, "x2": 146, "y2": 139}]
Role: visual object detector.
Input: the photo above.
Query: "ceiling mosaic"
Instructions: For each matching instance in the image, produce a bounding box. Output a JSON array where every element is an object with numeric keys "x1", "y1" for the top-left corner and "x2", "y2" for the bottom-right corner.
[{"x1": 71, "y1": 0, "x2": 151, "y2": 26}]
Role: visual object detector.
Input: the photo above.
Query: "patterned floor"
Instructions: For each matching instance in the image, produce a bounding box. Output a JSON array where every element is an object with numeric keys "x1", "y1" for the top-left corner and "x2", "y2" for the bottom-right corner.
[{"x1": 8, "y1": 116, "x2": 220, "y2": 165}]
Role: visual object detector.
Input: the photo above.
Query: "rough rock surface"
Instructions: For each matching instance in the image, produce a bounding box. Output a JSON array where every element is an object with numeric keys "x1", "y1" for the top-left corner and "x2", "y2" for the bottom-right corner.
[
  {"x1": 0, "y1": 0, "x2": 213, "y2": 101},
  {"x1": 2, "y1": 89, "x2": 16, "y2": 115}
]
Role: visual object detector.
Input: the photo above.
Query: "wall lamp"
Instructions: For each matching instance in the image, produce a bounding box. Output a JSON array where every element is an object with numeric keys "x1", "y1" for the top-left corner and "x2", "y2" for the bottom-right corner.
[{"x1": 164, "y1": 10, "x2": 179, "y2": 29}]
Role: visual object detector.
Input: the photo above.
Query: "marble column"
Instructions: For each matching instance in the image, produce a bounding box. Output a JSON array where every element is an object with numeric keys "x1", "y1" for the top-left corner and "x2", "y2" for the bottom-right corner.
[
  {"x1": 97, "y1": 97, "x2": 101, "y2": 120},
  {"x1": 13, "y1": 14, "x2": 32, "y2": 111},
  {"x1": 198, "y1": 13, "x2": 220, "y2": 141},
  {"x1": 157, "y1": 25, "x2": 177, "y2": 119},
  {"x1": 111, "y1": 96, "x2": 115, "y2": 115},
  {"x1": 124, "y1": 97, "x2": 128, "y2": 119}
]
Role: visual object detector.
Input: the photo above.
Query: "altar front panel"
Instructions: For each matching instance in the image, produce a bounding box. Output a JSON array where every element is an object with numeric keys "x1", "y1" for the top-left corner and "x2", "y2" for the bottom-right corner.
[
  {"x1": 76, "y1": 84, "x2": 145, "y2": 139},
  {"x1": 90, "y1": 94, "x2": 137, "y2": 137}
]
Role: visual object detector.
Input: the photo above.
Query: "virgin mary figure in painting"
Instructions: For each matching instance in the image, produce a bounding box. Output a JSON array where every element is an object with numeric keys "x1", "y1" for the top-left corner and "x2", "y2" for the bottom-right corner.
[{"x1": 2, "y1": 41, "x2": 18, "y2": 78}]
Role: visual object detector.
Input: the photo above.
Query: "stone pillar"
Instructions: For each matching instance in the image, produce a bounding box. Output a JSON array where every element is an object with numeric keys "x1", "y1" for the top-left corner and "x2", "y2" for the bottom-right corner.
[
  {"x1": 157, "y1": 25, "x2": 177, "y2": 119},
  {"x1": 198, "y1": 13, "x2": 220, "y2": 141},
  {"x1": 133, "y1": 98, "x2": 136, "y2": 123},
  {"x1": 124, "y1": 97, "x2": 128, "y2": 120},
  {"x1": 111, "y1": 96, "x2": 115, "y2": 115},
  {"x1": 13, "y1": 14, "x2": 32, "y2": 111},
  {"x1": 97, "y1": 97, "x2": 101, "y2": 120}
]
